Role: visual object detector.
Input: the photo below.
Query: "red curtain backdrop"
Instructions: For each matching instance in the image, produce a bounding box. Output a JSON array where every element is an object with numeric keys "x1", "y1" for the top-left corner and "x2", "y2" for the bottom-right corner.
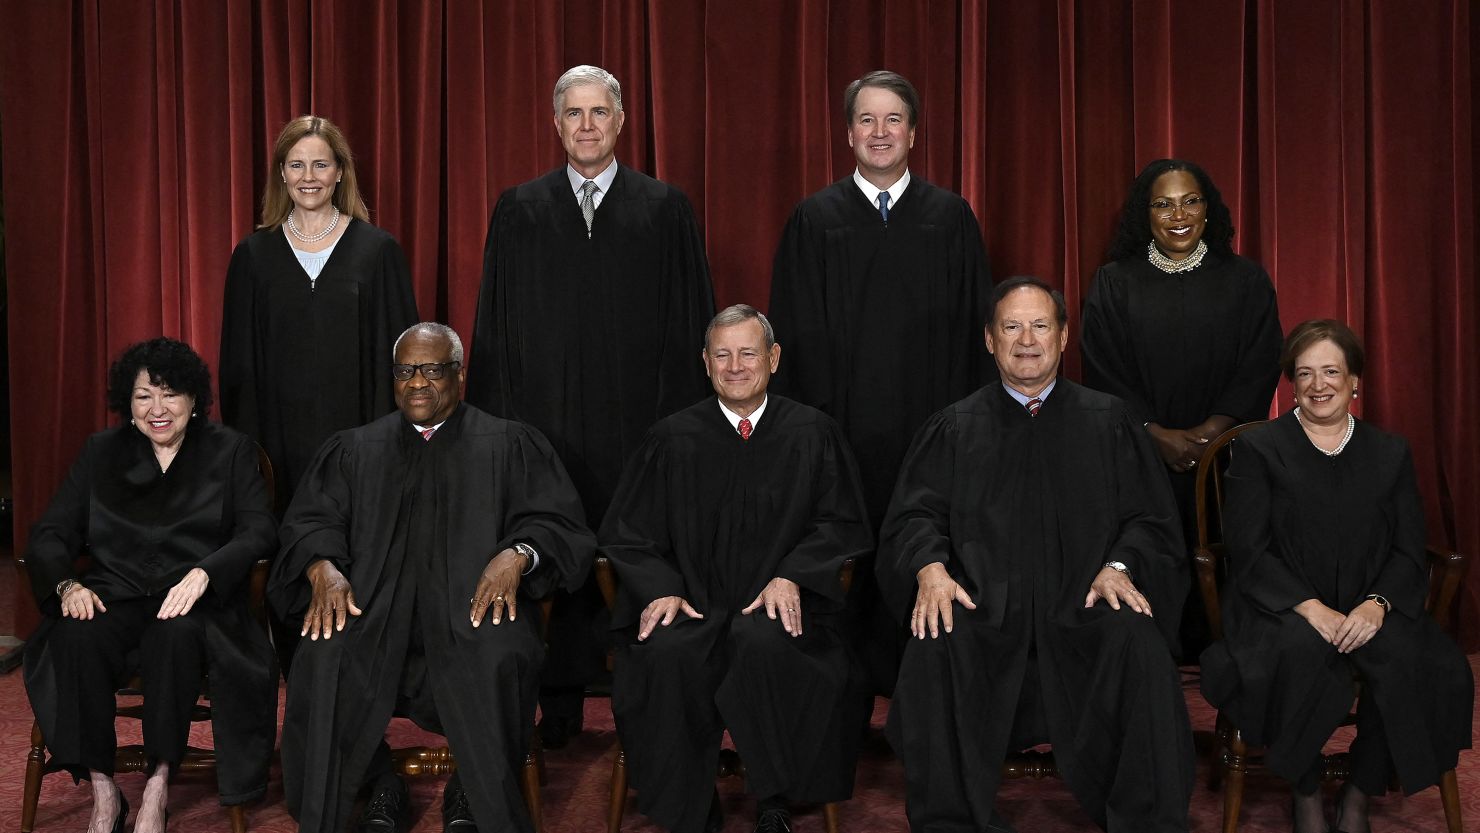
[{"x1": 2, "y1": 1, "x2": 1476, "y2": 644}]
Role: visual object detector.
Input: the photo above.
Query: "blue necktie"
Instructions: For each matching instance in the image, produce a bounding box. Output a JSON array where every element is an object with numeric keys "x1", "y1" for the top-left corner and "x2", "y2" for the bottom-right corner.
[{"x1": 877, "y1": 191, "x2": 891, "y2": 223}]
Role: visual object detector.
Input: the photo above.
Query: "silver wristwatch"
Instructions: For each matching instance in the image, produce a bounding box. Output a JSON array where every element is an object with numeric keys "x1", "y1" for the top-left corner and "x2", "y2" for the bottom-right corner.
[{"x1": 1103, "y1": 561, "x2": 1132, "y2": 580}]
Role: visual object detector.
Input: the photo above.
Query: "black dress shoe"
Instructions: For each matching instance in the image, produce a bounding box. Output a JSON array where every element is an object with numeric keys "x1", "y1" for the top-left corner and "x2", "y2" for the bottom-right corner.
[
  {"x1": 442, "y1": 779, "x2": 478, "y2": 832},
  {"x1": 537, "y1": 710, "x2": 585, "y2": 749},
  {"x1": 985, "y1": 806, "x2": 1017, "y2": 833},
  {"x1": 357, "y1": 775, "x2": 410, "y2": 833},
  {"x1": 755, "y1": 806, "x2": 791, "y2": 833}
]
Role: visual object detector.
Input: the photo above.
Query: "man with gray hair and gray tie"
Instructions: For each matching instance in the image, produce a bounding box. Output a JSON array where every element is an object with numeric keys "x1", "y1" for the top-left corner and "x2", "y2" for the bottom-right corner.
[{"x1": 468, "y1": 65, "x2": 715, "y2": 746}]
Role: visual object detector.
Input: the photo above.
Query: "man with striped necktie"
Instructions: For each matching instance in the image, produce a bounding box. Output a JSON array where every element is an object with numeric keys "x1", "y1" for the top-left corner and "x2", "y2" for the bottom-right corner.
[{"x1": 878, "y1": 277, "x2": 1195, "y2": 833}]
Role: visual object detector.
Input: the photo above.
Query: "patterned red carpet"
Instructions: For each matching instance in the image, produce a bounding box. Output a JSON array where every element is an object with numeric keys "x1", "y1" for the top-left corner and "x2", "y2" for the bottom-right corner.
[{"x1": 2, "y1": 551, "x2": 1475, "y2": 833}]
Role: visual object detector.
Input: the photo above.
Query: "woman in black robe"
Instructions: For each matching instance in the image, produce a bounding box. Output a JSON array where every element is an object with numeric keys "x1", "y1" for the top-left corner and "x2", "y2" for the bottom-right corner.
[
  {"x1": 1200, "y1": 320, "x2": 1472, "y2": 833},
  {"x1": 1080, "y1": 158, "x2": 1283, "y2": 656},
  {"x1": 23, "y1": 338, "x2": 278, "y2": 833},
  {"x1": 219, "y1": 115, "x2": 418, "y2": 513}
]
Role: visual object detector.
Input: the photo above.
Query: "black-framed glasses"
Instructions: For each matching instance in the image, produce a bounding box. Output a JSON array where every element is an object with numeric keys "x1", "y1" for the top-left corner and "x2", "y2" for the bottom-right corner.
[{"x1": 391, "y1": 361, "x2": 461, "y2": 381}]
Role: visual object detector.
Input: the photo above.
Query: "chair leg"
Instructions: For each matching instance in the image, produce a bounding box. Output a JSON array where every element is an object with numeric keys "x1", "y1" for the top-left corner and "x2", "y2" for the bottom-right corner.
[
  {"x1": 227, "y1": 803, "x2": 247, "y2": 833},
  {"x1": 823, "y1": 800, "x2": 840, "y2": 833},
  {"x1": 607, "y1": 744, "x2": 628, "y2": 833},
  {"x1": 1220, "y1": 727, "x2": 1248, "y2": 833},
  {"x1": 1439, "y1": 768, "x2": 1462, "y2": 833},
  {"x1": 522, "y1": 743, "x2": 544, "y2": 833},
  {"x1": 22, "y1": 721, "x2": 45, "y2": 833}
]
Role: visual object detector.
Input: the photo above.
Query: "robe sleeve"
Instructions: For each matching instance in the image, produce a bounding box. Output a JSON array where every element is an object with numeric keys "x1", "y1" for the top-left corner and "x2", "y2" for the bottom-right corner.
[
  {"x1": 197, "y1": 433, "x2": 277, "y2": 602},
  {"x1": 767, "y1": 204, "x2": 834, "y2": 409},
  {"x1": 268, "y1": 434, "x2": 356, "y2": 622},
  {"x1": 466, "y1": 190, "x2": 517, "y2": 415},
  {"x1": 774, "y1": 420, "x2": 875, "y2": 606},
  {"x1": 490, "y1": 424, "x2": 596, "y2": 601},
  {"x1": 1080, "y1": 264, "x2": 1155, "y2": 425},
  {"x1": 23, "y1": 435, "x2": 97, "y2": 608},
  {"x1": 1208, "y1": 264, "x2": 1282, "y2": 422},
  {"x1": 876, "y1": 409, "x2": 960, "y2": 622},
  {"x1": 219, "y1": 240, "x2": 261, "y2": 438},
  {"x1": 1102, "y1": 409, "x2": 1188, "y2": 645},
  {"x1": 599, "y1": 431, "x2": 687, "y2": 627},
  {"x1": 364, "y1": 235, "x2": 419, "y2": 419},
  {"x1": 953, "y1": 200, "x2": 993, "y2": 388},
  {"x1": 654, "y1": 192, "x2": 715, "y2": 417},
  {"x1": 1223, "y1": 436, "x2": 1320, "y2": 613},
  {"x1": 1370, "y1": 442, "x2": 1429, "y2": 618}
]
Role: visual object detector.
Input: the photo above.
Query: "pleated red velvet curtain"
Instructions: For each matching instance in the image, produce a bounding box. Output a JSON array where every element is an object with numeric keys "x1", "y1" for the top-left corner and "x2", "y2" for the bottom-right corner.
[{"x1": 2, "y1": 0, "x2": 1477, "y2": 645}]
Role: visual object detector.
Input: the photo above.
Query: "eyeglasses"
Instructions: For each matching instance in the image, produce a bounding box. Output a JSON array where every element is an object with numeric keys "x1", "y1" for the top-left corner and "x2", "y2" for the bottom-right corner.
[
  {"x1": 1149, "y1": 196, "x2": 1205, "y2": 218},
  {"x1": 391, "y1": 361, "x2": 461, "y2": 381}
]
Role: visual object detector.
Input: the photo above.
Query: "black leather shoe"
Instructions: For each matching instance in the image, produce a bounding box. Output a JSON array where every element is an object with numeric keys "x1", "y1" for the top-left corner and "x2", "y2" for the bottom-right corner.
[
  {"x1": 985, "y1": 806, "x2": 1017, "y2": 833},
  {"x1": 442, "y1": 779, "x2": 478, "y2": 832},
  {"x1": 357, "y1": 775, "x2": 409, "y2": 833},
  {"x1": 755, "y1": 807, "x2": 791, "y2": 833},
  {"x1": 537, "y1": 710, "x2": 585, "y2": 749}
]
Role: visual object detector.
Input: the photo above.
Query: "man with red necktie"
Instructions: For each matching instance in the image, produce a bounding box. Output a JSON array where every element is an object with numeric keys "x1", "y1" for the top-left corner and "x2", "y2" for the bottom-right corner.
[{"x1": 602, "y1": 305, "x2": 873, "y2": 833}]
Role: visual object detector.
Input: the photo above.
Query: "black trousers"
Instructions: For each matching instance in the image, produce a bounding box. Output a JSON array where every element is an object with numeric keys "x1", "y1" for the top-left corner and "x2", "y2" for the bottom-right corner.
[{"x1": 36, "y1": 597, "x2": 205, "y2": 778}]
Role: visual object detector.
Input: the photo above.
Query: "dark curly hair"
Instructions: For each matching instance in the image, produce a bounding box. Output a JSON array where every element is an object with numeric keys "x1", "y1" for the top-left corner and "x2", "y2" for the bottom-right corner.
[
  {"x1": 1105, "y1": 158, "x2": 1235, "y2": 262},
  {"x1": 105, "y1": 337, "x2": 214, "y2": 421}
]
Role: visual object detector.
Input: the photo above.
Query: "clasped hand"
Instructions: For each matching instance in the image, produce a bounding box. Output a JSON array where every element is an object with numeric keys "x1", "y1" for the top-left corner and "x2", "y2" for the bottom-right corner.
[{"x1": 1295, "y1": 598, "x2": 1385, "y2": 653}]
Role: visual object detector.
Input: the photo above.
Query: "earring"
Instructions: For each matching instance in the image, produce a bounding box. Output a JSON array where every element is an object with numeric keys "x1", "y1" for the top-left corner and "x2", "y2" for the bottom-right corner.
[
  {"x1": 1352, "y1": 388, "x2": 1358, "y2": 399},
  {"x1": 191, "y1": 411, "x2": 198, "y2": 417}
]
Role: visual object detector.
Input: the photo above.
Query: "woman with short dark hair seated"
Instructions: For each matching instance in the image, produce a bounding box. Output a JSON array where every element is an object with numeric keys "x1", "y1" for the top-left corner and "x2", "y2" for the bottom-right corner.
[
  {"x1": 1200, "y1": 320, "x2": 1473, "y2": 833},
  {"x1": 22, "y1": 337, "x2": 278, "y2": 833}
]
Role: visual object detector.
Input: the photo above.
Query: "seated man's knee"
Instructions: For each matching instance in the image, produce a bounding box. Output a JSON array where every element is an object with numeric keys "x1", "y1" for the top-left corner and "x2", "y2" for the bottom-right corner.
[{"x1": 146, "y1": 612, "x2": 207, "y2": 653}]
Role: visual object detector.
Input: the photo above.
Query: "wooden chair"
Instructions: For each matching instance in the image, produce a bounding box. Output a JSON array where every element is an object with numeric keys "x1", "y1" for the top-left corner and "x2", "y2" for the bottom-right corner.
[
  {"x1": 1191, "y1": 421, "x2": 1467, "y2": 833},
  {"x1": 19, "y1": 444, "x2": 276, "y2": 833},
  {"x1": 387, "y1": 595, "x2": 555, "y2": 832},
  {"x1": 594, "y1": 555, "x2": 849, "y2": 833}
]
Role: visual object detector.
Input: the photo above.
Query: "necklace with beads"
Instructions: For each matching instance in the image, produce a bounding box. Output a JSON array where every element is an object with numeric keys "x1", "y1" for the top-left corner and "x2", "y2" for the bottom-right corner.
[
  {"x1": 1147, "y1": 239, "x2": 1207, "y2": 273},
  {"x1": 1294, "y1": 407, "x2": 1355, "y2": 456},
  {"x1": 286, "y1": 206, "x2": 341, "y2": 244}
]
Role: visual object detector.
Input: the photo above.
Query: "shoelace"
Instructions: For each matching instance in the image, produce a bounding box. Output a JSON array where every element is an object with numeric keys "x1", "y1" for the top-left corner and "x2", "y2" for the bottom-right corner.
[{"x1": 756, "y1": 810, "x2": 792, "y2": 833}]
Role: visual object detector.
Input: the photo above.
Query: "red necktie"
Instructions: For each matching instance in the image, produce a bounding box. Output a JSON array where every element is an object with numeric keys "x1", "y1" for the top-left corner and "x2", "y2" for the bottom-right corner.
[
  {"x1": 738, "y1": 418, "x2": 753, "y2": 440},
  {"x1": 420, "y1": 427, "x2": 437, "y2": 441},
  {"x1": 1026, "y1": 398, "x2": 1042, "y2": 417}
]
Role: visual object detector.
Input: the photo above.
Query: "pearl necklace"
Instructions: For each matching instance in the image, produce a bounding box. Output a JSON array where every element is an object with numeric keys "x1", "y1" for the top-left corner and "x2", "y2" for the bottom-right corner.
[
  {"x1": 286, "y1": 206, "x2": 341, "y2": 244},
  {"x1": 1147, "y1": 239, "x2": 1207, "y2": 273},
  {"x1": 1294, "y1": 407, "x2": 1355, "y2": 456}
]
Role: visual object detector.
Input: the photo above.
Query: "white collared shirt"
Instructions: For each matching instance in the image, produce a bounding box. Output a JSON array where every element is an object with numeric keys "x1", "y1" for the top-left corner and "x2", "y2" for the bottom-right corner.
[
  {"x1": 1001, "y1": 379, "x2": 1057, "y2": 411},
  {"x1": 718, "y1": 395, "x2": 768, "y2": 436},
  {"x1": 566, "y1": 159, "x2": 619, "y2": 211},
  {"x1": 852, "y1": 168, "x2": 911, "y2": 213}
]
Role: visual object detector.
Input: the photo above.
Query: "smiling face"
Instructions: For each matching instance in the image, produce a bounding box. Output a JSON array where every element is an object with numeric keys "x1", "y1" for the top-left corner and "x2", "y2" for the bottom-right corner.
[
  {"x1": 131, "y1": 369, "x2": 195, "y2": 451},
  {"x1": 847, "y1": 85, "x2": 916, "y2": 187},
  {"x1": 281, "y1": 134, "x2": 341, "y2": 213},
  {"x1": 985, "y1": 286, "x2": 1067, "y2": 398},
  {"x1": 703, "y1": 319, "x2": 780, "y2": 415},
  {"x1": 554, "y1": 83, "x2": 625, "y2": 179},
  {"x1": 393, "y1": 332, "x2": 465, "y2": 426},
  {"x1": 1292, "y1": 338, "x2": 1358, "y2": 426},
  {"x1": 1146, "y1": 169, "x2": 1208, "y2": 260}
]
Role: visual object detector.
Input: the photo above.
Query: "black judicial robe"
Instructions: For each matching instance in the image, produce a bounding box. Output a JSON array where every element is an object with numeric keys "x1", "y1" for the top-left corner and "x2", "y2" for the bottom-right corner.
[
  {"x1": 268, "y1": 404, "x2": 595, "y2": 833},
  {"x1": 603, "y1": 396, "x2": 873, "y2": 832},
  {"x1": 879, "y1": 381, "x2": 1194, "y2": 832},
  {"x1": 768, "y1": 175, "x2": 992, "y2": 526},
  {"x1": 23, "y1": 421, "x2": 278, "y2": 804},
  {"x1": 1080, "y1": 253, "x2": 1281, "y2": 538},
  {"x1": 1200, "y1": 414, "x2": 1472, "y2": 792},
  {"x1": 468, "y1": 164, "x2": 715, "y2": 524},
  {"x1": 220, "y1": 220, "x2": 418, "y2": 511}
]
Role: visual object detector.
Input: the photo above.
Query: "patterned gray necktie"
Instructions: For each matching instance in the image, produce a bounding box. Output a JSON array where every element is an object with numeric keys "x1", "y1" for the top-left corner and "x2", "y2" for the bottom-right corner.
[
  {"x1": 877, "y1": 190, "x2": 891, "y2": 223},
  {"x1": 580, "y1": 180, "x2": 599, "y2": 237}
]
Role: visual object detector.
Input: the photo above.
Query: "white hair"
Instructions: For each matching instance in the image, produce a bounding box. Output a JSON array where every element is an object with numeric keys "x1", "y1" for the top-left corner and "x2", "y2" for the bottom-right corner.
[
  {"x1": 393, "y1": 322, "x2": 464, "y2": 363},
  {"x1": 553, "y1": 65, "x2": 623, "y2": 114},
  {"x1": 705, "y1": 304, "x2": 776, "y2": 350}
]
